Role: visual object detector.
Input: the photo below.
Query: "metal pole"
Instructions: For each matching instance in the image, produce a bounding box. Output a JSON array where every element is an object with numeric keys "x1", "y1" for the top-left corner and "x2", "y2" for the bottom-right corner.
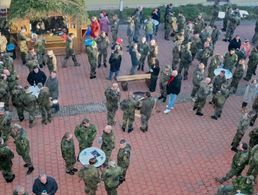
[{"x1": 119, "y1": 0, "x2": 124, "y2": 21}]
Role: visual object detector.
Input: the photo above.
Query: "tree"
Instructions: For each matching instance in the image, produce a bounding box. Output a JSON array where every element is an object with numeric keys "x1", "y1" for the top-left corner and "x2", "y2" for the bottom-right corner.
[{"x1": 8, "y1": 0, "x2": 86, "y2": 20}]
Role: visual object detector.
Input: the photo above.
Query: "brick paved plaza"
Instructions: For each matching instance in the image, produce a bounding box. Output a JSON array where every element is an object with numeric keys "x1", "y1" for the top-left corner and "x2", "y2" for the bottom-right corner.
[{"x1": 0, "y1": 21, "x2": 257, "y2": 195}]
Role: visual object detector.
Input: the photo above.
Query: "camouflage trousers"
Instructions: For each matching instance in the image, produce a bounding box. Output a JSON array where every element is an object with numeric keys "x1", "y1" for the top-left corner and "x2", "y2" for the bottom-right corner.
[
  {"x1": 39, "y1": 105, "x2": 52, "y2": 123},
  {"x1": 101, "y1": 148, "x2": 113, "y2": 166},
  {"x1": 65, "y1": 159, "x2": 76, "y2": 171},
  {"x1": 18, "y1": 151, "x2": 32, "y2": 167},
  {"x1": 0, "y1": 127, "x2": 11, "y2": 142},
  {"x1": 194, "y1": 97, "x2": 206, "y2": 113},
  {"x1": 105, "y1": 186, "x2": 118, "y2": 195},
  {"x1": 249, "y1": 135, "x2": 258, "y2": 148},
  {"x1": 120, "y1": 167, "x2": 128, "y2": 182},
  {"x1": 107, "y1": 107, "x2": 118, "y2": 126},
  {"x1": 178, "y1": 63, "x2": 190, "y2": 79},
  {"x1": 172, "y1": 57, "x2": 180, "y2": 70},
  {"x1": 16, "y1": 106, "x2": 36, "y2": 124},
  {"x1": 222, "y1": 167, "x2": 245, "y2": 181},
  {"x1": 247, "y1": 159, "x2": 258, "y2": 180},
  {"x1": 37, "y1": 52, "x2": 45, "y2": 67},
  {"x1": 164, "y1": 26, "x2": 172, "y2": 39},
  {"x1": 98, "y1": 49, "x2": 108, "y2": 66},
  {"x1": 225, "y1": 25, "x2": 237, "y2": 40},
  {"x1": 111, "y1": 30, "x2": 118, "y2": 44},
  {"x1": 230, "y1": 78, "x2": 241, "y2": 93},
  {"x1": 0, "y1": 161, "x2": 14, "y2": 182},
  {"x1": 208, "y1": 68, "x2": 216, "y2": 80},
  {"x1": 85, "y1": 186, "x2": 98, "y2": 195},
  {"x1": 122, "y1": 113, "x2": 135, "y2": 130},
  {"x1": 63, "y1": 50, "x2": 78, "y2": 66},
  {"x1": 89, "y1": 60, "x2": 97, "y2": 77},
  {"x1": 21, "y1": 52, "x2": 27, "y2": 64},
  {"x1": 213, "y1": 105, "x2": 224, "y2": 118},
  {"x1": 231, "y1": 129, "x2": 245, "y2": 149},
  {"x1": 139, "y1": 54, "x2": 147, "y2": 70},
  {"x1": 0, "y1": 94, "x2": 10, "y2": 110},
  {"x1": 210, "y1": 16, "x2": 217, "y2": 27},
  {"x1": 140, "y1": 114, "x2": 150, "y2": 131},
  {"x1": 191, "y1": 84, "x2": 200, "y2": 98},
  {"x1": 245, "y1": 63, "x2": 257, "y2": 81}
]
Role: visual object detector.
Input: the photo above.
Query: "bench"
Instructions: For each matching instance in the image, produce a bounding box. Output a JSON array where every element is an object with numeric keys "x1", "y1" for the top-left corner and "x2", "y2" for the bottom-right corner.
[{"x1": 116, "y1": 74, "x2": 151, "y2": 91}]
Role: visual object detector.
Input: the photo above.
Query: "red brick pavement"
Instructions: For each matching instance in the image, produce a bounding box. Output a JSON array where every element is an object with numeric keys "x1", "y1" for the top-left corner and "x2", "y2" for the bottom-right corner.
[{"x1": 0, "y1": 22, "x2": 257, "y2": 195}]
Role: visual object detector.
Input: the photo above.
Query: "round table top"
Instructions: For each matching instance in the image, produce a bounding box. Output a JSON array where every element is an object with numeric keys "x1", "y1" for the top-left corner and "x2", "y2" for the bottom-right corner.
[
  {"x1": 214, "y1": 68, "x2": 232, "y2": 79},
  {"x1": 79, "y1": 147, "x2": 106, "y2": 167},
  {"x1": 28, "y1": 86, "x2": 40, "y2": 98}
]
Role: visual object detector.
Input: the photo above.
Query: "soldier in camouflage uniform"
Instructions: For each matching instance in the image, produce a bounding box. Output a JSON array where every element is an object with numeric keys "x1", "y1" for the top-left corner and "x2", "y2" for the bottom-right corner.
[
  {"x1": 216, "y1": 142, "x2": 249, "y2": 184},
  {"x1": 140, "y1": 92, "x2": 155, "y2": 132},
  {"x1": 193, "y1": 78, "x2": 213, "y2": 116},
  {"x1": 247, "y1": 144, "x2": 258, "y2": 181},
  {"x1": 79, "y1": 157, "x2": 100, "y2": 195},
  {"x1": 193, "y1": 14, "x2": 205, "y2": 34},
  {"x1": 74, "y1": 118, "x2": 97, "y2": 154},
  {"x1": 243, "y1": 46, "x2": 258, "y2": 81},
  {"x1": 249, "y1": 127, "x2": 258, "y2": 148},
  {"x1": 207, "y1": 55, "x2": 222, "y2": 80},
  {"x1": 172, "y1": 42, "x2": 181, "y2": 69},
  {"x1": 62, "y1": 33, "x2": 80, "y2": 67},
  {"x1": 223, "y1": 49, "x2": 238, "y2": 72},
  {"x1": 0, "y1": 76, "x2": 10, "y2": 110},
  {"x1": 117, "y1": 139, "x2": 131, "y2": 183},
  {"x1": 46, "y1": 50, "x2": 57, "y2": 73},
  {"x1": 216, "y1": 175, "x2": 254, "y2": 195},
  {"x1": 138, "y1": 37, "x2": 149, "y2": 71},
  {"x1": 222, "y1": 7, "x2": 232, "y2": 31},
  {"x1": 11, "y1": 124, "x2": 34, "y2": 175},
  {"x1": 105, "y1": 83, "x2": 120, "y2": 126},
  {"x1": 230, "y1": 59, "x2": 245, "y2": 94},
  {"x1": 210, "y1": 1, "x2": 220, "y2": 27},
  {"x1": 35, "y1": 36, "x2": 46, "y2": 68},
  {"x1": 177, "y1": 12, "x2": 186, "y2": 33},
  {"x1": 61, "y1": 132, "x2": 77, "y2": 175},
  {"x1": 211, "y1": 84, "x2": 230, "y2": 120},
  {"x1": 111, "y1": 15, "x2": 119, "y2": 45},
  {"x1": 127, "y1": 17, "x2": 135, "y2": 47},
  {"x1": 158, "y1": 65, "x2": 172, "y2": 102},
  {"x1": 132, "y1": 6, "x2": 143, "y2": 43},
  {"x1": 96, "y1": 32, "x2": 109, "y2": 68},
  {"x1": 100, "y1": 125, "x2": 115, "y2": 165},
  {"x1": 191, "y1": 63, "x2": 205, "y2": 100},
  {"x1": 147, "y1": 40, "x2": 158, "y2": 71},
  {"x1": 190, "y1": 33, "x2": 202, "y2": 60},
  {"x1": 211, "y1": 25, "x2": 220, "y2": 45},
  {"x1": 223, "y1": 9, "x2": 241, "y2": 42},
  {"x1": 178, "y1": 43, "x2": 192, "y2": 80},
  {"x1": 195, "y1": 41, "x2": 212, "y2": 67},
  {"x1": 210, "y1": 70, "x2": 227, "y2": 104},
  {"x1": 174, "y1": 31, "x2": 185, "y2": 46},
  {"x1": 0, "y1": 103, "x2": 12, "y2": 142},
  {"x1": 85, "y1": 40, "x2": 98, "y2": 79},
  {"x1": 12, "y1": 86, "x2": 37, "y2": 128},
  {"x1": 102, "y1": 161, "x2": 123, "y2": 195},
  {"x1": 26, "y1": 48, "x2": 38, "y2": 72},
  {"x1": 18, "y1": 27, "x2": 28, "y2": 65},
  {"x1": 164, "y1": 12, "x2": 173, "y2": 40},
  {"x1": 0, "y1": 137, "x2": 15, "y2": 183},
  {"x1": 37, "y1": 84, "x2": 52, "y2": 125},
  {"x1": 120, "y1": 93, "x2": 139, "y2": 133},
  {"x1": 252, "y1": 19, "x2": 258, "y2": 45}
]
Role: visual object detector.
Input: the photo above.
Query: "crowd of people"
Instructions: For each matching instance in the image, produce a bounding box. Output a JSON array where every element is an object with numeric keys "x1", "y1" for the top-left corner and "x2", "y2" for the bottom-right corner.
[{"x1": 0, "y1": 1, "x2": 258, "y2": 194}]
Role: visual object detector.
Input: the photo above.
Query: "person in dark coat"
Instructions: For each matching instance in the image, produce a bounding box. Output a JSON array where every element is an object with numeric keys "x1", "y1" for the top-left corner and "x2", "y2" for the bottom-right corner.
[
  {"x1": 228, "y1": 35, "x2": 241, "y2": 52},
  {"x1": 27, "y1": 65, "x2": 47, "y2": 86},
  {"x1": 129, "y1": 43, "x2": 141, "y2": 75},
  {"x1": 164, "y1": 70, "x2": 182, "y2": 114},
  {"x1": 32, "y1": 174, "x2": 58, "y2": 195},
  {"x1": 107, "y1": 45, "x2": 122, "y2": 80},
  {"x1": 148, "y1": 57, "x2": 160, "y2": 92},
  {"x1": 151, "y1": 8, "x2": 160, "y2": 35}
]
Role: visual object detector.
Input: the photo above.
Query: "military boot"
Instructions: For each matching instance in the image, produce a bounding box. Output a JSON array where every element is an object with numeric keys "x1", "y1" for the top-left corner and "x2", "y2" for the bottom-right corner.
[
  {"x1": 5, "y1": 174, "x2": 15, "y2": 183},
  {"x1": 103, "y1": 63, "x2": 107, "y2": 68},
  {"x1": 128, "y1": 127, "x2": 134, "y2": 133},
  {"x1": 27, "y1": 166, "x2": 34, "y2": 175},
  {"x1": 66, "y1": 170, "x2": 74, "y2": 175},
  {"x1": 211, "y1": 115, "x2": 218, "y2": 120},
  {"x1": 196, "y1": 111, "x2": 204, "y2": 116}
]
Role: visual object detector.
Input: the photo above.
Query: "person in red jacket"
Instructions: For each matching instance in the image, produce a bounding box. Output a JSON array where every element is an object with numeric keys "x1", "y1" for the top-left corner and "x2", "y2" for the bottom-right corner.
[{"x1": 90, "y1": 17, "x2": 100, "y2": 39}]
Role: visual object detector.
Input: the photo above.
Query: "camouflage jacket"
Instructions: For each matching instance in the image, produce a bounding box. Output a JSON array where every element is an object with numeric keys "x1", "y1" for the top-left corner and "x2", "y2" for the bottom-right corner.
[
  {"x1": 231, "y1": 150, "x2": 249, "y2": 170},
  {"x1": 117, "y1": 144, "x2": 131, "y2": 169},
  {"x1": 213, "y1": 90, "x2": 230, "y2": 107},
  {"x1": 140, "y1": 97, "x2": 155, "y2": 118},
  {"x1": 190, "y1": 37, "x2": 202, "y2": 54},
  {"x1": 111, "y1": 19, "x2": 119, "y2": 32},
  {"x1": 37, "y1": 87, "x2": 51, "y2": 106},
  {"x1": 197, "y1": 81, "x2": 212, "y2": 99},
  {"x1": 74, "y1": 124, "x2": 97, "y2": 149},
  {"x1": 66, "y1": 37, "x2": 73, "y2": 52},
  {"x1": 138, "y1": 42, "x2": 149, "y2": 56},
  {"x1": 213, "y1": 75, "x2": 227, "y2": 94},
  {"x1": 120, "y1": 97, "x2": 139, "y2": 115},
  {"x1": 193, "y1": 18, "x2": 205, "y2": 33},
  {"x1": 0, "y1": 79, "x2": 8, "y2": 98},
  {"x1": 237, "y1": 114, "x2": 250, "y2": 132},
  {"x1": 79, "y1": 165, "x2": 100, "y2": 188},
  {"x1": 0, "y1": 144, "x2": 14, "y2": 168},
  {"x1": 223, "y1": 52, "x2": 238, "y2": 71},
  {"x1": 96, "y1": 36, "x2": 109, "y2": 50},
  {"x1": 232, "y1": 64, "x2": 245, "y2": 80},
  {"x1": 12, "y1": 128, "x2": 30, "y2": 156},
  {"x1": 101, "y1": 130, "x2": 115, "y2": 151},
  {"x1": 160, "y1": 69, "x2": 172, "y2": 85},
  {"x1": 61, "y1": 137, "x2": 76, "y2": 163},
  {"x1": 86, "y1": 46, "x2": 98, "y2": 63},
  {"x1": 192, "y1": 68, "x2": 205, "y2": 86},
  {"x1": 248, "y1": 49, "x2": 258, "y2": 66},
  {"x1": 208, "y1": 55, "x2": 221, "y2": 71},
  {"x1": 180, "y1": 47, "x2": 192, "y2": 65},
  {"x1": 105, "y1": 87, "x2": 120, "y2": 109},
  {"x1": 232, "y1": 176, "x2": 253, "y2": 195},
  {"x1": 102, "y1": 165, "x2": 123, "y2": 188}
]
